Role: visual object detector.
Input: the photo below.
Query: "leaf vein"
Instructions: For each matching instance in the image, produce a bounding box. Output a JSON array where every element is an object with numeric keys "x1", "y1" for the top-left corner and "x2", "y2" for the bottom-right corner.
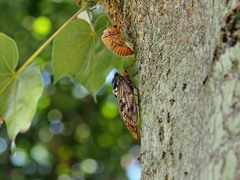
[{"x1": 56, "y1": 35, "x2": 92, "y2": 74}]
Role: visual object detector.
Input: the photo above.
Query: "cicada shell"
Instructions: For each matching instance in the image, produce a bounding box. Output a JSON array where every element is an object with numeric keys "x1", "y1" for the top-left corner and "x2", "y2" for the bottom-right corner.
[
  {"x1": 112, "y1": 72, "x2": 138, "y2": 139},
  {"x1": 101, "y1": 26, "x2": 134, "y2": 57}
]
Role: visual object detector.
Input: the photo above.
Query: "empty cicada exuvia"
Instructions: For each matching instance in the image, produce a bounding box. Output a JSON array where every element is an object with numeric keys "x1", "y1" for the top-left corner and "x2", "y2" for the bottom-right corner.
[
  {"x1": 101, "y1": 25, "x2": 134, "y2": 57},
  {"x1": 112, "y1": 72, "x2": 138, "y2": 139}
]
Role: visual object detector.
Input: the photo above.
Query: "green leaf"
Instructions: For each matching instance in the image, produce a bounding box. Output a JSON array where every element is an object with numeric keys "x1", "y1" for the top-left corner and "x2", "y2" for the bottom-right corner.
[
  {"x1": 52, "y1": 15, "x2": 132, "y2": 100},
  {"x1": 0, "y1": 33, "x2": 43, "y2": 140},
  {"x1": 0, "y1": 33, "x2": 18, "y2": 114}
]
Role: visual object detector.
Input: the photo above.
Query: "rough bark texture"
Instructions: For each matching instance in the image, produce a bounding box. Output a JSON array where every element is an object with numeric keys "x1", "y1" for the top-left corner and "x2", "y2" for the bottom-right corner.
[{"x1": 100, "y1": 0, "x2": 240, "y2": 179}]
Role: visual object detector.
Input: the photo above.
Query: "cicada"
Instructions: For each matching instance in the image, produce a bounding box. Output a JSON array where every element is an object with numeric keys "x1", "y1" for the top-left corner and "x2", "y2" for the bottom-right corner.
[
  {"x1": 102, "y1": 25, "x2": 134, "y2": 57},
  {"x1": 112, "y1": 72, "x2": 138, "y2": 139}
]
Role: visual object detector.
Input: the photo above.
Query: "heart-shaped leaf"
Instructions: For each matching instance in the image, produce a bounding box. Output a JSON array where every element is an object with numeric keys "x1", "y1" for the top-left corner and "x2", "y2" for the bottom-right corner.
[
  {"x1": 0, "y1": 33, "x2": 43, "y2": 140},
  {"x1": 52, "y1": 15, "x2": 132, "y2": 100}
]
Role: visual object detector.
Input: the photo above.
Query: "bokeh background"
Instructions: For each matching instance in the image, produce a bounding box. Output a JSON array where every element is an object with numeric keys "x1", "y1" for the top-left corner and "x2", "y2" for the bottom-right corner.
[{"x1": 0, "y1": 0, "x2": 141, "y2": 179}]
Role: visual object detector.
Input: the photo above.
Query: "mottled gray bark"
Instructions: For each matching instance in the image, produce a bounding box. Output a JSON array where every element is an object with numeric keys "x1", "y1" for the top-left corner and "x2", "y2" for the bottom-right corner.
[{"x1": 100, "y1": 0, "x2": 240, "y2": 179}]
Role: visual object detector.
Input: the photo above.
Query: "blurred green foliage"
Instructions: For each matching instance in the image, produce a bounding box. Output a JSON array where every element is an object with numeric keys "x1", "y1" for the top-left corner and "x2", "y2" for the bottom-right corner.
[{"x1": 0, "y1": 0, "x2": 140, "y2": 180}]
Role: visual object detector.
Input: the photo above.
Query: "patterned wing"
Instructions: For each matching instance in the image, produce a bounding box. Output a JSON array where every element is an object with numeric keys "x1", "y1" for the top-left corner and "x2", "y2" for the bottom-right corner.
[
  {"x1": 117, "y1": 77, "x2": 138, "y2": 126},
  {"x1": 124, "y1": 121, "x2": 138, "y2": 139},
  {"x1": 113, "y1": 73, "x2": 138, "y2": 139}
]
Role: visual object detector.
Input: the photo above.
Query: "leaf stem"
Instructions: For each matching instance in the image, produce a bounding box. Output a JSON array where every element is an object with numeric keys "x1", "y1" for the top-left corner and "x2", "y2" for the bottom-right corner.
[
  {"x1": 86, "y1": 10, "x2": 95, "y2": 32},
  {"x1": 17, "y1": 7, "x2": 88, "y2": 75}
]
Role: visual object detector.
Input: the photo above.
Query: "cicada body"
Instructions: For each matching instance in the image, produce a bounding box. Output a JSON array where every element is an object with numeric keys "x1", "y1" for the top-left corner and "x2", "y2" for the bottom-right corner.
[
  {"x1": 102, "y1": 26, "x2": 134, "y2": 57},
  {"x1": 112, "y1": 72, "x2": 138, "y2": 139}
]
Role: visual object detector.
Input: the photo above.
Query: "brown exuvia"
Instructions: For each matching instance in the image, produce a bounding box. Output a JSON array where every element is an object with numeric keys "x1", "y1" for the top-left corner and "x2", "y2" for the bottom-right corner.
[{"x1": 101, "y1": 25, "x2": 134, "y2": 57}]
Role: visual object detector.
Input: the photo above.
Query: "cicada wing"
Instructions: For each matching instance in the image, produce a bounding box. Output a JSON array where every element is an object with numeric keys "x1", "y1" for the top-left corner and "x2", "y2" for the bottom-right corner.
[{"x1": 117, "y1": 78, "x2": 138, "y2": 126}]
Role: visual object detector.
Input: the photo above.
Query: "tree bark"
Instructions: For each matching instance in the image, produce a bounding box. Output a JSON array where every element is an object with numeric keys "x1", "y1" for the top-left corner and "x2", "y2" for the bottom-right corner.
[{"x1": 100, "y1": 0, "x2": 240, "y2": 179}]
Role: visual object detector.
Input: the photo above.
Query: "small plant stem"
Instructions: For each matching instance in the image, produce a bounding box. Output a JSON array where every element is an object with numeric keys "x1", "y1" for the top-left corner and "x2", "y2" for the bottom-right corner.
[
  {"x1": 86, "y1": 10, "x2": 95, "y2": 32},
  {"x1": 17, "y1": 7, "x2": 87, "y2": 74}
]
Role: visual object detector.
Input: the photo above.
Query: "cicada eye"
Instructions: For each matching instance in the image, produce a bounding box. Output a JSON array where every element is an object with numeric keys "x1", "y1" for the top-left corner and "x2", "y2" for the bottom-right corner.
[
  {"x1": 111, "y1": 80, "x2": 118, "y2": 98},
  {"x1": 112, "y1": 80, "x2": 117, "y2": 90}
]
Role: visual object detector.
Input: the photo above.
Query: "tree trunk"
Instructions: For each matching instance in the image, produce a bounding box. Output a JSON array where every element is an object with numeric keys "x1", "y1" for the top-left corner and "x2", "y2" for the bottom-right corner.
[{"x1": 100, "y1": 0, "x2": 240, "y2": 179}]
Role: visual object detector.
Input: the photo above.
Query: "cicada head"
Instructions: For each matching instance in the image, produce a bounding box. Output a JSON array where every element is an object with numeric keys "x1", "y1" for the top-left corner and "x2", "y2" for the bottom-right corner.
[
  {"x1": 102, "y1": 28, "x2": 110, "y2": 39},
  {"x1": 111, "y1": 25, "x2": 121, "y2": 34},
  {"x1": 112, "y1": 73, "x2": 119, "y2": 98},
  {"x1": 102, "y1": 25, "x2": 121, "y2": 38}
]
